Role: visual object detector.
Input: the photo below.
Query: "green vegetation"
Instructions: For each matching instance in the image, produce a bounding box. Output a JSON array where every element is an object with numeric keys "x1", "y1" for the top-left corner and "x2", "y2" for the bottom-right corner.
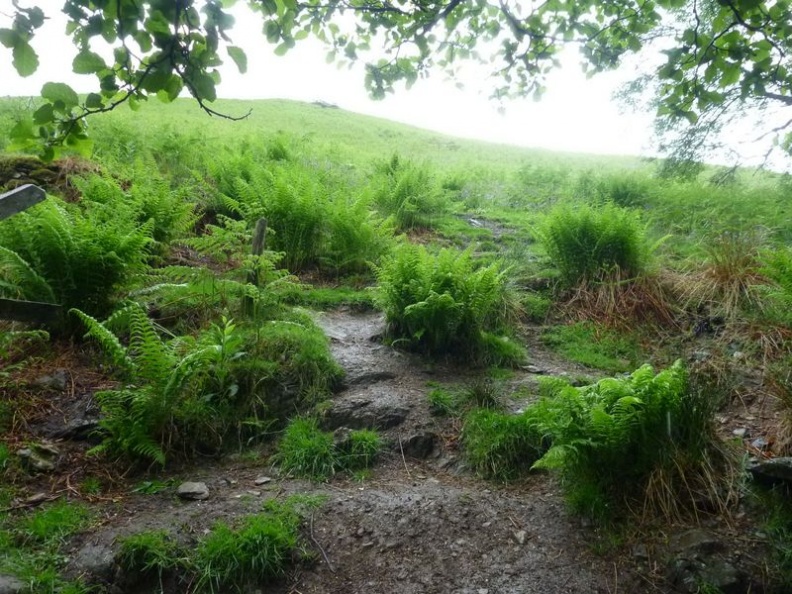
[
  {"x1": 0, "y1": 500, "x2": 93, "y2": 593},
  {"x1": 115, "y1": 496, "x2": 323, "y2": 593},
  {"x1": 541, "y1": 322, "x2": 643, "y2": 374},
  {"x1": 275, "y1": 418, "x2": 382, "y2": 480},
  {"x1": 376, "y1": 244, "x2": 523, "y2": 365}
]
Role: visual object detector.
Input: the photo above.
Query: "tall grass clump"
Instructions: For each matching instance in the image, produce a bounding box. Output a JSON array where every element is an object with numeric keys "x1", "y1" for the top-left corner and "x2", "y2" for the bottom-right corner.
[
  {"x1": 375, "y1": 243, "x2": 524, "y2": 365},
  {"x1": 531, "y1": 361, "x2": 738, "y2": 523},
  {"x1": 538, "y1": 202, "x2": 650, "y2": 286}
]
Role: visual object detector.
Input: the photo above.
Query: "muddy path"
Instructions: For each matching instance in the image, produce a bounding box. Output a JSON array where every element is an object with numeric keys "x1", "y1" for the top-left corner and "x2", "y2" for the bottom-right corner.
[{"x1": 51, "y1": 309, "x2": 653, "y2": 593}]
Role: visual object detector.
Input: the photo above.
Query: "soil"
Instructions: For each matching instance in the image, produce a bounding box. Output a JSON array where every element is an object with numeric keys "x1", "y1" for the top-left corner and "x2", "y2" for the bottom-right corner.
[{"x1": 3, "y1": 309, "x2": 784, "y2": 593}]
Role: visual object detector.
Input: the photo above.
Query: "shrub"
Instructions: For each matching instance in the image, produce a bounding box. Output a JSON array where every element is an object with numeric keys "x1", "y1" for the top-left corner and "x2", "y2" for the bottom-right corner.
[
  {"x1": 531, "y1": 361, "x2": 738, "y2": 522},
  {"x1": 462, "y1": 408, "x2": 546, "y2": 480},
  {"x1": 592, "y1": 173, "x2": 654, "y2": 208},
  {"x1": 538, "y1": 202, "x2": 651, "y2": 286},
  {"x1": 375, "y1": 244, "x2": 524, "y2": 365}
]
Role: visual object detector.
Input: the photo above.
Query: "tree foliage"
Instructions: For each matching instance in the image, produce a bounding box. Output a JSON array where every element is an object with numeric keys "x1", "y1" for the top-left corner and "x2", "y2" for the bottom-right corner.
[{"x1": 2, "y1": 0, "x2": 791, "y2": 163}]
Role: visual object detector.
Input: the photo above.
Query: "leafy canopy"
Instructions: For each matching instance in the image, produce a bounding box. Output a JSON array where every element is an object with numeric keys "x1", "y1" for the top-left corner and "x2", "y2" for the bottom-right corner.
[{"x1": 3, "y1": 0, "x2": 792, "y2": 161}]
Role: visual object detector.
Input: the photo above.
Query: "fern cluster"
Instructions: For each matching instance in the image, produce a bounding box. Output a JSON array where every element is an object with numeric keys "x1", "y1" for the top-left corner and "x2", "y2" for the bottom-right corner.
[
  {"x1": 538, "y1": 202, "x2": 651, "y2": 286},
  {"x1": 0, "y1": 196, "x2": 151, "y2": 323},
  {"x1": 376, "y1": 243, "x2": 524, "y2": 365},
  {"x1": 369, "y1": 155, "x2": 448, "y2": 231},
  {"x1": 531, "y1": 361, "x2": 734, "y2": 522},
  {"x1": 209, "y1": 157, "x2": 391, "y2": 275},
  {"x1": 73, "y1": 305, "x2": 342, "y2": 465}
]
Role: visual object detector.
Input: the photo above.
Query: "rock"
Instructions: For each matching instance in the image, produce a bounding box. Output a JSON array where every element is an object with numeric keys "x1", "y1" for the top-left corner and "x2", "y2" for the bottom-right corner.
[
  {"x1": 254, "y1": 476, "x2": 272, "y2": 485},
  {"x1": 176, "y1": 482, "x2": 209, "y2": 501},
  {"x1": 32, "y1": 369, "x2": 68, "y2": 391},
  {"x1": 69, "y1": 543, "x2": 115, "y2": 582},
  {"x1": 333, "y1": 427, "x2": 353, "y2": 450},
  {"x1": 522, "y1": 365, "x2": 546, "y2": 374},
  {"x1": 400, "y1": 432, "x2": 439, "y2": 459},
  {"x1": 732, "y1": 428, "x2": 749, "y2": 439},
  {"x1": 49, "y1": 419, "x2": 100, "y2": 441},
  {"x1": 0, "y1": 575, "x2": 24, "y2": 594},
  {"x1": 341, "y1": 370, "x2": 398, "y2": 388},
  {"x1": 670, "y1": 529, "x2": 724, "y2": 556},
  {"x1": 669, "y1": 557, "x2": 745, "y2": 594},
  {"x1": 751, "y1": 437, "x2": 771, "y2": 451},
  {"x1": 324, "y1": 399, "x2": 408, "y2": 430},
  {"x1": 631, "y1": 544, "x2": 650, "y2": 560},
  {"x1": 16, "y1": 442, "x2": 60, "y2": 472},
  {"x1": 748, "y1": 457, "x2": 792, "y2": 485},
  {"x1": 512, "y1": 530, "x2": 528, "y2": 545}
]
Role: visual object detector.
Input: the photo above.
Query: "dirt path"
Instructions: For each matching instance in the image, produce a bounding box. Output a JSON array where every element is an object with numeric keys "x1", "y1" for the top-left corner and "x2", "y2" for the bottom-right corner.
[{"x1": 57, "y1": 309, "x2": 650, "y2": 593}]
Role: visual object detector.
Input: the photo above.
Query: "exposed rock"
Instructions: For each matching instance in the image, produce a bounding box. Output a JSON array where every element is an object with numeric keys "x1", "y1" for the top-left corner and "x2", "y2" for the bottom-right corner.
[
  {"x1": 399, "y1": 431, "x2": 439, "y2": 459},
  {"x1": 323, "y1": 398, "x2": 408, "y2": 431},
  {"x1": 39, "y1": 392, "x2": 101, "y2": 442},
  {"x1": 68, "y1": 542, "x2": 115, "y2": 583},
  {"x1": 747, "y1": 457, "x2": 792, "y2": 485},
  {"x1": 669, "y1": 557, "x2": 745, "y2": 594},
  {"x1": 512, "y1": 530, "x2": 528, "y2": 545},
  {"x1": 0, "y1": 575, "x2": 24, "y2": 594},
  {"x1": 176, "y1": 482, "x2": 210, "y2": 501},
  {"x1": 521, "y1": 365, "x2": 546, "y2": 375},
  {"x1": 341, "y1": 370, "x2": 398, "y2": 388},
  {"x1": 254, "y1": 476, "x2": 272, "y2": 486},
  {"x1": 32, "y1": 369, "x2": 68, "y2": 391},
  {"x1": 732, "y1": 428, "x2": 749, "y2": 439},
  {"x1": 16, "y1": 442, "x2": 60, "y2": 472},
  {"x1": 670, "y1": 529, "x2": 724, "y2": 556}
]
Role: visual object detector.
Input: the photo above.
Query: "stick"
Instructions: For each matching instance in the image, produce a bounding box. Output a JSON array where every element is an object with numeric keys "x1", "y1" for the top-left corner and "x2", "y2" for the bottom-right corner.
[
  {"x1": 309, "y1": 513, "x2": 335, "y2": 573},
  {"x1": 398, "y1": 433, "x2": 411, "y2": 479}
]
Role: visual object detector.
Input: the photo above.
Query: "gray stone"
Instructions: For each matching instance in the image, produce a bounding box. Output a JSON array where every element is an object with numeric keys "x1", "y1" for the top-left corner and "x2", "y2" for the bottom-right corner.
[
  {"x1": 32, "y1": 369, "x2": 68, "y2": 391},
  {"x1": 748, "y1": 457, "x2": 792, "y2": 485},
  {"x1": 522, "y1": 365, "x2": 546, "y2": 375},
  {"x1": 254, "y1": 476, "x2": 272, "y2": 485},
  {"x1": 400, "y1": 432, "x2": 439, "y2": 459},
  {"x1": 751, "y1": 437, "x2": 771, "y2": 451},
  {"x1": 16, "y1": 442, "x2": 60, "y2": 472},
  {"x1": 177, "y1": 481, "x2": 209, "y2": 500},
  {"x1": 732, "y1": 428, "x2": 749, "y2": 439},
  {"x1": 0, "y1": 575, "x2": 24, "y2": 594},
  {"x1": 671, "y1": 529, "x2": 724, "y2": 557},
  {"x1": 69, "y1": 543, "x2": 115, "y2": 582},
  {"x1": 512, "y1": 530, "x2": 528, "y2": 545},
  {"x1": 324, "y1": 399, "x2": 408, "y2": 430}
]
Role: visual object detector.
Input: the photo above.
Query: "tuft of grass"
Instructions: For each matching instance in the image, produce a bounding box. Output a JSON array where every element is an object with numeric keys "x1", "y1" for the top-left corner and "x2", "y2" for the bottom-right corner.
[
  {"x1": 275, "y1": 418, "x2": 338, "y2": 480},
  {"x1": 538, "y1": 202, "x2": 651, "y2": 286},
  {"x1": 16, "y1": 500, "x2": 92, "y2": 545},
  {"x1": 427, "y1": 387, "x2": 456, "y2": 416},
  {"x1": 462, "y1": 408, "x2": 546, "y2": 480},
  {"x1": 116, "y1": 529, "x2": 181, "y2": 585}
]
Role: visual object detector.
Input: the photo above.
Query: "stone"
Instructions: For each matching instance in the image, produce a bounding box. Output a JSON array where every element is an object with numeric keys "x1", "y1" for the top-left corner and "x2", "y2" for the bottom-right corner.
[
  {"x1": 69, "y1": 543, "x2": 115, "y2": 582},
  {"x1": 400, "y1": 432, "x2": 439, "y2": 459},
  {"x1": 732, "y1": 428, "x2": 749, "y2": 439},
  {"x1": 254, "y1": 476, "x2": 272, "y2": 485},
  {"x1": 0, "y1": 575, "x2": 24, "y2": 594},
  {"x1": 32, "y1": 369, "x2": 68, "y2": 391},
  {"x1": 176, "y1": 481, "x2": 210, "y2": 500},
  {"x1": 671, "y1": 529, "x2": 724, "y2": 557},
  {"x1": 324, "y1": 399, "x2": 408, "y2": 430},
  {"x1": 751, "y1": 437, "x2": 771, "y2": 451},
  {"x1": 522, "y1": 365, "x2": 546, "y2": 374},
  {"x1": 512, "y1": 530, "x2": 528, "y2": 545},
  {"x1": 747, "y1": 457, "x2": 792, "y2": 485},
  {"x1": 16, "y1": 442, "x2": 60, "y2": 472}
]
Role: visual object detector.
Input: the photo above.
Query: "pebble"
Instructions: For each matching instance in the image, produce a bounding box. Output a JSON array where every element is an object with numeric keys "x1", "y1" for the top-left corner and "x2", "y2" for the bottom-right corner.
[
  {"x1": 254, "y1": 476, "x2": 272, "y2": 485},
  {"x1": 732, "y1": 428, "x2": 749, "y2": 439},
  {"x1": 176, "y1": 481, "x2": 210, "y2": 501}
]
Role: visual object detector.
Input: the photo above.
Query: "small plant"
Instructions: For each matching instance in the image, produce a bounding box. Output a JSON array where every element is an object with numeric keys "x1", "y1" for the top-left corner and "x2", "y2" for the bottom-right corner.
[
  {"x1": 275, "y1": 418, "x2": 338, "y2": 480},
  {"x1": 340, "y1": 429, "x2": 382, "y2": 470},
  {"x1": 541, "y1": 322, "x2": 642, "y2": 373},
  {"x1": 538, "y1": 202, "x2": 651, "y2": 286},
  {"x1": 427, "y1": 387, "x2": 456, "y2": 416},
  {"x1": 80, "y1": 477, "x2": 103, "y2": 495},
  {"x1": 376, "y1": 243, "x2": 524, "y2": 365},
  {"x1": 116, "y1": 530, "x2": 181, "y2": 585},
  {"x1": 16, "y1": 500, "x2": 92, "y2": 545},
  {"x1": 462, "y1": 408, "x2": 546, "y2": 480}
]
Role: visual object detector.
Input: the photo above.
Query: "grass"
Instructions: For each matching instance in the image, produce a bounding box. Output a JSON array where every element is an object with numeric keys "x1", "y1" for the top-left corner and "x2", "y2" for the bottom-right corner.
[{"x1": 541, "y1": 321, "x2": 644, "y2": 373}]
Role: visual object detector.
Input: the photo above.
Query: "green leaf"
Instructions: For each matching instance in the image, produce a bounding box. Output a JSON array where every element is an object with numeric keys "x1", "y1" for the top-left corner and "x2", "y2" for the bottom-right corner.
[
  {"x1": 227, "y1": 46, "x2": 247, "y2": 73},
  {"x1": 85, "y1": 93, "x2": 104, "y2": 109},
  {"x1": 0, "y1": 28, "x2": 18, "y2": 49},
  {"x1": 274, "y1": 42, "x2": 289, "y2": 56},
  {"x1": 191, "y1": 72, "x2": 217, "y2": 101},
  {"x1": 73, "y1": 50, "x2": 107, "y2": 74},
  {"x1": 264, "y1": 21, "x2": 281, "y2": 43},
  {"x1": 12, "y1": 41, "x2": 39, "y2": 77},
  {"x1": 41, "y1": 82, "x2": 80, "y2": 108},
  {"x1": 32, "y1": 103, "x2": 54, "y2": 125}
]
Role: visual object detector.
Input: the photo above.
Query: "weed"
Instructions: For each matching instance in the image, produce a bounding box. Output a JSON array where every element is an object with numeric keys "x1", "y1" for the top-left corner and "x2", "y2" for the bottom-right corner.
[
  {"x1": 427, "y1": 387, "x2": 456, "y2": 416},
  {"x1": 16, "y1": 500, "x2": 92, "y2": 545},
  {"x1": 117, "y1": 529, "x2": 182, "y2": 585},
  {"x1": 340, "y1": 429, "x2": 382, "y2": 470},
  {"x1": 521, "y1": 292, "x2": 553, "y2": 323},
  {"x1": 459, "y1": 378, "x2": 503, "y2": 410}
]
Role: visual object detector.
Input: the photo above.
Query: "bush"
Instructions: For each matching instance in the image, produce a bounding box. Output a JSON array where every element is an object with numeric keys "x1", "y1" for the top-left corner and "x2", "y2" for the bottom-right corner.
[
  {"x1": 462, "y1": 408, "x2": 546, "y2": 480},
  {"x1": 375, "y1": 244, "x2": 524, "y2": 365},
  {"x1": 531, "y1": 361, "x2": 738, "y2": 522},
  {"x1": 592, "y1": 173, "x2": 654, "y2": 208},
  {"x1": 538, "y1": 202, "x2": 651, "y2": 286}
]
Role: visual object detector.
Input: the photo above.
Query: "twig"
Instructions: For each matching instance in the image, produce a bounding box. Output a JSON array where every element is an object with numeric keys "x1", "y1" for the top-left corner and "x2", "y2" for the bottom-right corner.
[
  {"x1": 398, "y1": 433, "x2": 412, "y2": 480},
  {"x1": 309, "y1": 512, "x2": 335, "y2": 573}
]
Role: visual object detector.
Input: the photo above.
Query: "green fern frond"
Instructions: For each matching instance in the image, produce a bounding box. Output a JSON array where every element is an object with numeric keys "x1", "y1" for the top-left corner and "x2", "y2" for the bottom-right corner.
[{"x1": 70, "y1": 308, "x2": 134, "y2": 376}]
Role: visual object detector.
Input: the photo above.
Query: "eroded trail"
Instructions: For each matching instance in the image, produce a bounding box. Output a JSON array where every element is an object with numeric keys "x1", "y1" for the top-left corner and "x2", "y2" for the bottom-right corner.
[{"x1": 65, "y1": 309, "x2": 639, "y2": 593}]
